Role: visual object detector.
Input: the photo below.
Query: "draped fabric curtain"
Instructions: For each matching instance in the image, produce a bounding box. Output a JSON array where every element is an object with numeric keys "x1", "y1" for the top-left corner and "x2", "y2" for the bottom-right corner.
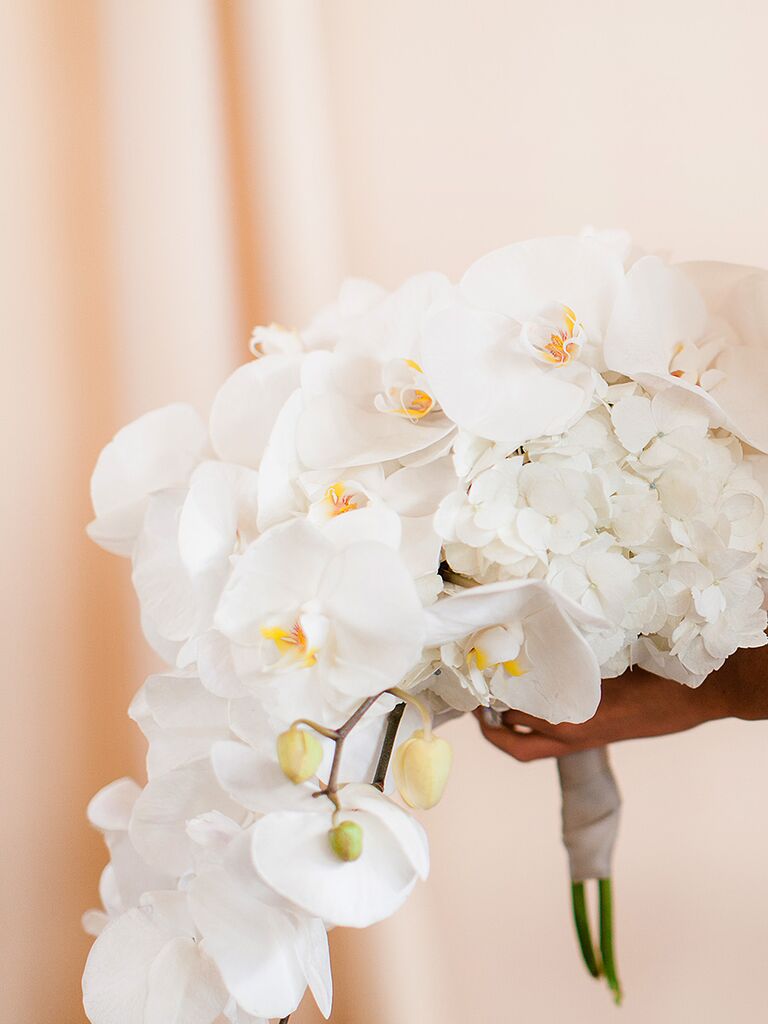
[{"x1": 3, "y1": 2, "x2": 768, "y2": 1023}]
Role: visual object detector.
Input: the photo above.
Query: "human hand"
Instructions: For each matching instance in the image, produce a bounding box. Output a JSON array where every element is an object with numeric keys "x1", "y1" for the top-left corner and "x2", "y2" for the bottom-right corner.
[{"x1": 475, "y1": 646, "x2": 766, "y2": 762}]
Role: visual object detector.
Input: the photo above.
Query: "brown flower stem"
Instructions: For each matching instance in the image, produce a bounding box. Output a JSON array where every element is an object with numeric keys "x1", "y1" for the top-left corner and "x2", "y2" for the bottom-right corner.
[
  {"x1": 289, "y1": 718, "x2": 339, "y2": 741},
  {"x1": 372, "y1": 701, "x2": 406, "y2": 790},
  {"x1": 386, "y1": 686, "x2": 432, "y2": 736},
  {"x1": 314, "y1": 694, "x2": 382, "y2": 806}
]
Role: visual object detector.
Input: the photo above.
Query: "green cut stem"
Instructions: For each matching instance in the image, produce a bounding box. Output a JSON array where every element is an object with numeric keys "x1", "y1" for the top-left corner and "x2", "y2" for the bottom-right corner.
[
  {"x1": 598, "y1": 877, "x2": 623, "y2": 1005},
  {"x1": 571, "y1": 881, "x2": 601, "y2": 979}
]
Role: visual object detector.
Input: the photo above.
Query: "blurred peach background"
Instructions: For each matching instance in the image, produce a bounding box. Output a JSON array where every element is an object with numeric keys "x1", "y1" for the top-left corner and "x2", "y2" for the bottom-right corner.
[{"x1": 3, "y1": 1, "x2": 768, "y2": 1021}]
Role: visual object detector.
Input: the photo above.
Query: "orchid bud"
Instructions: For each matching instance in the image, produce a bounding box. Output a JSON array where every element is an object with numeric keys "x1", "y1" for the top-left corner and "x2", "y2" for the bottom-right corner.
[
  {"x1": 328, "y1": 820, "x2": 363, "y2": 862},
  {"x1": 393, "y1": 729, "x2": 453, "y2": 809},
  {"x1": 276, "y1": 726, "x2": 323, "y2": 784}
]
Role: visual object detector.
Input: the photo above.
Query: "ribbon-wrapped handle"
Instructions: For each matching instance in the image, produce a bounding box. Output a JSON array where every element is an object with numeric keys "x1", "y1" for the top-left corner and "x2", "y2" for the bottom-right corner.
[{"x1": 558, "y1": 746, "x2": 623, "y2": 1003}]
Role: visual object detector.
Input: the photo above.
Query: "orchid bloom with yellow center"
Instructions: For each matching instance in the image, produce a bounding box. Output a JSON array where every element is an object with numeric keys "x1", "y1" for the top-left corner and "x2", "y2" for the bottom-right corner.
[
  {"x1": 375, "y1": 358, "x2": 437, "y2": 421},
  {"x1": 521, "y1": 303, "x2": 586, "y2": 368},
  {"x1": 467, "y1": 644, "x2": 526, "y2": 678},
  {"x1": 462, "y1": 624, "x2": 529, "y2": 701},
  {"x1": 260, "y1": 616, "x2": 323, "y2": 669},
  {"x1": 323, "y1": 482, "x2": 362, "y2": 517}
]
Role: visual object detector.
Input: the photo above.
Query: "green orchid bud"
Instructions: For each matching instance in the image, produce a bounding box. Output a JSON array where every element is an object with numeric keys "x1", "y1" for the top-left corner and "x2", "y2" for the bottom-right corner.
[
  {"x1": 328, "y1": 820, "x2": 363, "y2": 862},
  {"x1": 276, "y1": 726, "x2": 323, "y2": 784},
  {"x1": 393, "y1": 729, "x2": 453, "y2": 809}
]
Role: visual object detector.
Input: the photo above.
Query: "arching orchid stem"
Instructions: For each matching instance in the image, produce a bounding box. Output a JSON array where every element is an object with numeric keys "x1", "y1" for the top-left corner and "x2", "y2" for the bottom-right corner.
[
  {"x1": 314, "y1": 694, "x2": 383, "y2": 806},
  {"x1": 289, "y1": 718, "x2": 339, "y2": 741},
  {"x1": 387, "y1": 687, "x2": 432, "y2": 737},
  {"x1": 570, "y1": 881, "x2": 600, "y2": 980},
  {"x1": 599, "y1": 878, "x2": 622, "y2": 1004},
  {"x1": 372, "y1": 701, "x2": 406, "y2": 790}
]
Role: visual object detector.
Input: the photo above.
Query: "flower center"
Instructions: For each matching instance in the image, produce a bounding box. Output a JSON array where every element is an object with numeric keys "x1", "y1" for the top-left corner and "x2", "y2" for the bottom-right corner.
[
  {"x1": 375, "y1": 359, "x2": 438, "y2": 421},
  {"x1": 467, "y1": 646, "x2": 526, "y2": 677},
  {"x1": 521, "y1": 304, "x2": 585, "y2": 367},
  {"x1": 260, "y1": 617, "x2": 318, "y2": 668},
  {"x1": 324, "y1": 482, "x2": 362, "y2": 516}
]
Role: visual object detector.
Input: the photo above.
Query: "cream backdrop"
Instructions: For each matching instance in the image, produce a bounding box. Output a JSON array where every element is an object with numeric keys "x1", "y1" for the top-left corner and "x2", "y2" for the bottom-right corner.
[{"x1": 2, "y1": 1, "x2": 768, "y2": 1022}]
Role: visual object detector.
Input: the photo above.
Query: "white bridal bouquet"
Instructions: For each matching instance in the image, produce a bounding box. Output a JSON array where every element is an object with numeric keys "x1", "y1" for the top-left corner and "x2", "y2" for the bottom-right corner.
[{"x1": 83, "y1": 233, "x2": 768, "y2": 1021}]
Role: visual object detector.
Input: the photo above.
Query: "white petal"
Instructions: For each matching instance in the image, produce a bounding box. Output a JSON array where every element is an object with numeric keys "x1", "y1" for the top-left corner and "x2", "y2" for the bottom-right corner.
[
  {"x1": 250, "y1": 808, "x2": 418, "y2": 928},
  {"x1": 209, "y1": 356, "x2": 301, "y2": 468},
  {"x1": 491, "y1": 603, "x2": 602, "y2": 724},
  {"x1": 604, "y1": 256, "x2": 708, "y2": 377},
  {"x1": 256, "y1": 389, "x2": 306, "y2": 532},
  {"x1": 132, "y1": 492, "x2": 205, "y2": 643},
  {"x1": 610, "y1": 395, "x2": 657, "y2": 453},
  {"x1": 294, "y1": 916, "x2": 333, "y2": 1020},
  {"x1": 296, "y1": 391, "x2": 453, "y2": 468},
  {"x1": 179, "y1": 462, "x2": 259, "y2": 578},
  {"x1": 87, "y1": 778, "x2": 141, "y2": 832},
  {"x1": 144, "y1": 937, "x2": 228, "y2": 1024},
  {"x1": 83, "y1": 899, "x2": 187, "y2": 1024},
  {"x1": 130, "y1": 760, "x2": 246, "y2": 875},
  {"x1": 319, "y1": 543, "x2": 426, "y2": 695},
  {"x1": 424, "y1": 578, "x2": 608, "y2": 646},
  {"x1": 340, "y1": 783, "x2": 429, "y2": 879},
  {"x1": 460, "y1": 235, "x2": 624, "y2": 336},
  {"x1": 189, "y1": 867, "x2": 316, "y2": 1020},
  {"x1": 211, "y1": 740, "x2": 318, "y2": 814},
  {"x1": 421, "y1": 300, "x2": 588, "y2": 445},
  {"x1": 88, "y1": 404, "x2": 207, "y2": 556},
  {"x1": 215, "y1": 521, "x2": 333, "y2": 644}
]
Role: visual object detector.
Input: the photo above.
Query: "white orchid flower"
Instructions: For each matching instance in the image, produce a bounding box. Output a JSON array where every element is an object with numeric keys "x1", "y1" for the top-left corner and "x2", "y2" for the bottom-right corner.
[
  {"x1": 425, "y1": 579, "x2": 609, "y2": 724},
  {"x1": 83, "y1": 778, "x2": 176, "y2": 936},
  {"x1": 130, "y1": 461, "x2": 259, "y2": 653},
  {"x1": 208, "y1": 353, "x2": 302, "y2": 469},
  {"x1": 292, "y1": 349, "x2": 455, "y2": 470},
  {"x1": 87, "y1": 403, "x2": 208, "y2": 556},
  {"x1": 257, "y1": 404, "x2": 455, "y2": 589},
  {"x1": 129, "y1": 757, "x2": 249, "y2": 877},
  {"x1": 189, "y1": 830, "x2": 332, "y2": 1021},
  {"x1": 128, "y1": 672, "x2": 232, "y2": 779},
  {"x1": 83, "y1": 890, "x2": 230, "y2": 1024},
  {"x1": 248, "y1": 783, "x2": 429, "y2": 928},
  {"x1": 213, "y1": 519, "x2": 426, "y2": 719},
  {"x1": 604, "y1": 257, "x2": 768, "y2": 454},
  {"x1": 421, "y1": 236, "x2": 626, "y2": 447}
]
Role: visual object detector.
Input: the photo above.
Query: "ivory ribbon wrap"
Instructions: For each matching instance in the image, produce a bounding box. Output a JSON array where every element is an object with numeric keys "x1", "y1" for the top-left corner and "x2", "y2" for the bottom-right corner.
[{"x1": 558, "y1": 746, "x2": 621, "y2": 881}]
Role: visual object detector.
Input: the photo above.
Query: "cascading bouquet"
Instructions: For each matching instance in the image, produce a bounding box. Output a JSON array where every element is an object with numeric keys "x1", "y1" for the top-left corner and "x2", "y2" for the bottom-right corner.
[{"x1": 82, "y1": 233, "x2": 768, "y2": 1022}]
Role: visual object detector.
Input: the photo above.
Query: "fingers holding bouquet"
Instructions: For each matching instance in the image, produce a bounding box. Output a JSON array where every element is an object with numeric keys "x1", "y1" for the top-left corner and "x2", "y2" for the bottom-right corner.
[{"x1": 473, "y1": 652, "x2": 768, "y2": 762}]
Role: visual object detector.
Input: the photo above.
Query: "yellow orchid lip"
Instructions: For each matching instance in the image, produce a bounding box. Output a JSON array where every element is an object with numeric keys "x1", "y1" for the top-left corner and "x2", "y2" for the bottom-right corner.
[
  {"x1": 467, "y1": 646, "x2": 526, "y2": 677},
  {"x1": 541, "y1": 330, "x2": 581, "y2": 365},
  {"x1": 388, "y1": 388, "x2": 435, "y2": 419},
  {"x1": 260, "y1": 620, "x2": 317, "y2": 668},
  {"x1": 376, "y1": 358, "x2": 438, "y2": 421},
  {"x1": 324, "y1": 482, "x2": 360, "y2": 516},
  {"x1": 525, "y1": 304, "x2": 584, "y2": 368}
]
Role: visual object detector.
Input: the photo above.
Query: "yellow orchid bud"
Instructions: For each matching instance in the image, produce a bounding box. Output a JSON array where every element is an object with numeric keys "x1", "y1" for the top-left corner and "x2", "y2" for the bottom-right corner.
[
  {"x1": 328, "y1": 820, "x2": 363, "y2": 862},
  {"x1": 276, "y1": 726, "x2": 323, "y2": 784},
  {"x1": 393, "y1": 729, "x2": 453, "y2": 810}
]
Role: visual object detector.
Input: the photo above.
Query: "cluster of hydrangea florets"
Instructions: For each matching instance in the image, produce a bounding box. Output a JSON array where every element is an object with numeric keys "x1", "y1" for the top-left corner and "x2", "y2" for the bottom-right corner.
[{"x1": 82, "y1": 233, "x2": 768, "y2": 1023}]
